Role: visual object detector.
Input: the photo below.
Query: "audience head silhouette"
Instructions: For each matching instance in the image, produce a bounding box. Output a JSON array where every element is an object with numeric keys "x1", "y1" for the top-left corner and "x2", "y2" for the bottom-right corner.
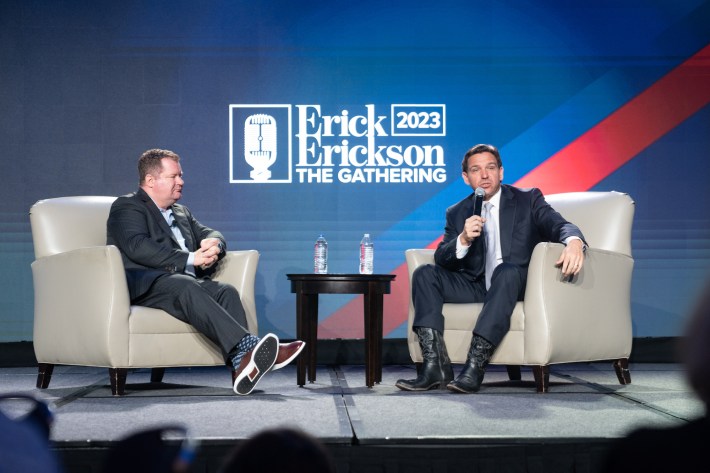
[
  {"x1": 102, "y1": 426, "x2": 194, "y2": 473},
  {"x1": 221, "y1": 427, "x2": 336, "y2": 473},
  {"x1": 682, "y1": 279, "x2": 710, "y2": 409},
  {"x1": 603, "y1": 278, "x2": 710, "y2": 472}
]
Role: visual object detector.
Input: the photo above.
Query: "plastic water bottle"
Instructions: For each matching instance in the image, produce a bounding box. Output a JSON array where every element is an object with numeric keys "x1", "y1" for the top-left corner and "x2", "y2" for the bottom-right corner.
[
  {"x1": 359, "y1": 233, "x2": 374, "y2": 274},
  {"x1": 314, "y1": 234, "x2": 328, "y2": 274}
]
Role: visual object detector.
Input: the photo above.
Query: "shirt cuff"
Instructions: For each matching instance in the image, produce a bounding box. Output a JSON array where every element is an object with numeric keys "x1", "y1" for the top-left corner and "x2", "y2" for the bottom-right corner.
[
  {"x1": 455, "y1": 236, "x2": 470, "y2": 259},
  {"x1": 185, "y1": 252, "x2": 196, "y2": 276},
  {"x1": 564, "y1": 236, "x2": 587, "y2": 252}
]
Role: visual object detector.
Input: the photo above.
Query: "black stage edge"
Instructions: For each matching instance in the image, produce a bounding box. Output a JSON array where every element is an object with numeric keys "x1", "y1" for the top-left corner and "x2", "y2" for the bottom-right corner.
[
  {"x1": 57, "y1": 439, "x2": 616, "y2": 473},
  {"x1": 0, "y1": 337, "x2": 683, "y2": 368}
]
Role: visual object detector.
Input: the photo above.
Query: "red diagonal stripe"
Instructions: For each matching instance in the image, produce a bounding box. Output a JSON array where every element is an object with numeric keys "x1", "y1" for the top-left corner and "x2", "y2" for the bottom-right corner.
[
  {"x1": 516, "y1": 44, "x2": 710, "y2": 193},
  {"x1": 319, "y1": 43, "x2": 710, "y2": 338}
]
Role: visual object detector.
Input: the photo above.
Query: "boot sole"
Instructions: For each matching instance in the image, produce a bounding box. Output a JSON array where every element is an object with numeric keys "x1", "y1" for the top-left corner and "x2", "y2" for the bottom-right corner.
[
  {"x1": 446, "y1": 383, "x2": 481, "y2": 394},
  {"x1": 395, "y1": 381, "x2": 451, "y2": 391}
]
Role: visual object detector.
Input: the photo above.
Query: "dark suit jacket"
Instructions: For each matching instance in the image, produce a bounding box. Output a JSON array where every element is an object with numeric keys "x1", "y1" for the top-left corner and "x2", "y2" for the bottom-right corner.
[
  {"x1": 434, "y1": 184, "x2": 585, "y2": 282},
  {"x1": 106, "y1": 188, "x2": 226, "y2": 301}
]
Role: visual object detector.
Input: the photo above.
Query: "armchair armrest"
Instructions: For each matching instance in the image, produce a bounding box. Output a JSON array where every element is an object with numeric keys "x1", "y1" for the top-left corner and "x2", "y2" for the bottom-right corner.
[
  {"x1": 523, "y1": 243, "x2": 634, "y2": 364},
  {"x1": 31, "y1": 245, "x2": 131, "y2": 366},
  {"x1": 405, "y1": 249, "x2": 435, "y2": 279},
  {"x1": 212, "y1": 250, "x2": 260, "y2": 333}
]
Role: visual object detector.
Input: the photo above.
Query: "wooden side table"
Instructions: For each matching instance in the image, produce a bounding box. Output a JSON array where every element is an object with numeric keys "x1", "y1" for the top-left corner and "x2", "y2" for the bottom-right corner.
[{"x1": 286, "y1": 274, "x2": 396, "y2": 388}]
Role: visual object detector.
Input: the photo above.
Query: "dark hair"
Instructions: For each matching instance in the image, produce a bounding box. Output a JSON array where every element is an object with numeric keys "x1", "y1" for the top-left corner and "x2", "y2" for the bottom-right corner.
[
  {"x1": 221, "y1": 428, "x2": 336, "y2": 473},
  {"x1": 461, "y1": 144, "x2": 502, "y2": 173},
  {"x1": 138, "y1": 149, "x2": 180, "y2": 185}
]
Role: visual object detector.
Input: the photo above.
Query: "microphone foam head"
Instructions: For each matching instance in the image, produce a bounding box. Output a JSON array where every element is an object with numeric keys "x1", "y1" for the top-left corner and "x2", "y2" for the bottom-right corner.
[{"x1": 475, "y1": 187, "x2": 485, "y2": 198}]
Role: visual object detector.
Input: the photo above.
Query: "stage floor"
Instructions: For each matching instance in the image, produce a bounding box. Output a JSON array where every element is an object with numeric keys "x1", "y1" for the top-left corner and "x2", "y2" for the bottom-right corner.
[{"x1": 0, "y1": 362, "x2": 702, "y2": 472}]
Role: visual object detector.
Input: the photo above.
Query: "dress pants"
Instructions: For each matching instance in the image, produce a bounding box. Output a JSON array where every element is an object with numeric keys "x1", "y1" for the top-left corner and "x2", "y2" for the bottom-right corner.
[
  {"x1": 133, "y1": 273, "x2": 250, "y2": 362},
  {"x1": 411, "y1": 262, "x2": 527, "y2": 346}
]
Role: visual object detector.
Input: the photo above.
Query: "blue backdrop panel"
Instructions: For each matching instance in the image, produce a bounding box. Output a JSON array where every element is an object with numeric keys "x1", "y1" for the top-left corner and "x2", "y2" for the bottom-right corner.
[{"x1": 1, "y1": 0, "x2": 709, "y2": 342}]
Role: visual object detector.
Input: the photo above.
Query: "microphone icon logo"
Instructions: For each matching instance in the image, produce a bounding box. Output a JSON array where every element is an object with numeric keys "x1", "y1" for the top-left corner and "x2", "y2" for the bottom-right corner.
[{"x1": 244, "y1": 114, "x2": 277, "y2": 181}]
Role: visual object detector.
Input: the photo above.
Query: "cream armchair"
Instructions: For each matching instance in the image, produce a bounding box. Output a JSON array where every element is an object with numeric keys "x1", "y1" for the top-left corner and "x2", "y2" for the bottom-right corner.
[
  {"x1": 406, "y1": 191, "x2": 634, "y2": 392},
  {"x1": 30, "y1": 196, "x2": 259, "y2": 395}
]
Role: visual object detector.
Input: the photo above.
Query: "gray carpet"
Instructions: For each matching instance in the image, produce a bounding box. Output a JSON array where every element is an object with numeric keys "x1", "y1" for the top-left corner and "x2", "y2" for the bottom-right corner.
[{"x1": 0, "y1": 363, "x2": 703, "y2": 446}]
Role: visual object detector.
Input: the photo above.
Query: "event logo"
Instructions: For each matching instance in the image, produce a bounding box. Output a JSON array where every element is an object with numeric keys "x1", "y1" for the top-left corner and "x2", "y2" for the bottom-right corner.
[
  {"x1": 230, "y1": 104, "x2": 446, "y2": 184},
  {"x1": 230, "y1": 105, "x2": 292, "y2": 183},
  {"x1": 244, "y1": 114, "x2": 277, "y2": 181}
]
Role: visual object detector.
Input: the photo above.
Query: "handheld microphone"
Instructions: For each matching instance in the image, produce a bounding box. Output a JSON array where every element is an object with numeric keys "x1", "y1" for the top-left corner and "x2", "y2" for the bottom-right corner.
[{"x1": 472, "y1": 187, "x2": 485, "y2": 217}]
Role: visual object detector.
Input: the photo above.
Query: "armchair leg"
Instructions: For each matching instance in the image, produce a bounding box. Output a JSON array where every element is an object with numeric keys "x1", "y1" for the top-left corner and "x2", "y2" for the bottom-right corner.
[
  {"x1": 36, "y1": 363, "x2": 55, "y2": 389},
  {"x1": 532, "y1": 365, "x2": 550, "y2": 393},
  {"x1": 150, "y1": 368, "x2": 165, "y2": 383},
  {"x1": 109, "y1": 368, "x2": 128, "y2": 396},
  {"x1": 506, "y1": 365, "x2": 521, "y2": 381},
  {"x1": 613, "y1": 358, "x2": 632, "y2": 385}
]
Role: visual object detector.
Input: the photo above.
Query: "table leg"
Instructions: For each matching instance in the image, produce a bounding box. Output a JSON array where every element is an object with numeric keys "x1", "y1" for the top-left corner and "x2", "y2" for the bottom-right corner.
[
  {"x1": 296, "y1": 290, "x2": 307, "y2": 387},
  {"x1": 307, "y1": 293, "x2": 318, "y2": 383},
  {"x1": 296, "y1": 291, "x2": 319, "y2": 386},
  {"x1": 375, "y1": 294, "x2": 383, "y2": 384},
  {"x1": 363, "y1": 288, "x2": 384, "y2": 388}
]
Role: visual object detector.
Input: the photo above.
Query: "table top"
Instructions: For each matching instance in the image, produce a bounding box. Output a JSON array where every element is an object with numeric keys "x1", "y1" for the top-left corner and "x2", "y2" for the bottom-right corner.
[{"x1": 286, "y1": 273, "x2": 396, "y2": 282}]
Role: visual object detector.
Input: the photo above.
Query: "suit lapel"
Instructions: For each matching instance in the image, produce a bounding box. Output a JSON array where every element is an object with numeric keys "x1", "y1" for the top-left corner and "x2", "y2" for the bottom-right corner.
[
  {"x1": 499, "y1": 185, "x2": 516, "y2": 261},
  {"x1": 136, "y1": 189, "x2": 183, "y2": 250}
]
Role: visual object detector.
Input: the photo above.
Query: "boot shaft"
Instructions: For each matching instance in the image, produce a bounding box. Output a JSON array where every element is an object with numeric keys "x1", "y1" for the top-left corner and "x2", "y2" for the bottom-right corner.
[
  {"x1": 433, "y1": 329, "x2": 451, "y2": 366},
  {"x1": 414, "y1": 327, "x2": 439, "y2": 362},
  {"x1": 467, "y1": 334, "x2": 496, "y2": 369}
]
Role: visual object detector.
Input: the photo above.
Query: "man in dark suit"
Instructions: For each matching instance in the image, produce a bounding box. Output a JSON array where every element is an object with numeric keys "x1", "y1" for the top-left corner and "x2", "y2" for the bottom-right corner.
[
  {"x1": 107, "y1": 149, "x2": 304, "y2": 395},
  {"x1": 396, "y1": 144, "x2": 586, "y2": 393}
]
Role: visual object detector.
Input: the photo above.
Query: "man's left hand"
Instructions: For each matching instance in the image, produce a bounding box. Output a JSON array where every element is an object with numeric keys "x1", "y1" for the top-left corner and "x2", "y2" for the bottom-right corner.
[{"x1": 556, "y1": 239, "x2": 585, "y2": 277}]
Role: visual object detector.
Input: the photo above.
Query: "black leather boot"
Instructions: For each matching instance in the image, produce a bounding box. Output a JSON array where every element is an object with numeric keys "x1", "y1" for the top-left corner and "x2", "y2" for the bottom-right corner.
[
  {"x1": 396, "y1": 327, "x2": 453, "y2": 391},
  {"x1": 447, "y1": 334, "x2": 496, "y2": 393}
]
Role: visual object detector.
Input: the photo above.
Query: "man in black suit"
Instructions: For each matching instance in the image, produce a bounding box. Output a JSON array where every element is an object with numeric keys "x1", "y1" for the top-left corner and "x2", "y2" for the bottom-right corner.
[
  {"x1": 396, "y1": 144, "x2": 586, "y2": 393},
  {"x1": 107, "y1": 149, "x2": 304, "y2": 395}
]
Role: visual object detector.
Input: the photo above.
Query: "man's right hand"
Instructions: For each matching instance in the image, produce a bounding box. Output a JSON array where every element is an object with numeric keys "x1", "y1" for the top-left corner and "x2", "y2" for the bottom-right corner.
[
  {"x1": 459, "y1": 215, "x2": 486, "y2": 246},
  {"x1": 194, "y1": 245, "x2": 219, "y2": 268}
]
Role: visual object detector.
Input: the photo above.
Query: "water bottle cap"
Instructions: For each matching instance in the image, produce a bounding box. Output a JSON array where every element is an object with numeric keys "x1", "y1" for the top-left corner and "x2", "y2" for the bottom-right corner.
[{"x1": 364, "y1": 233, "x2": 370, "y2": 237}]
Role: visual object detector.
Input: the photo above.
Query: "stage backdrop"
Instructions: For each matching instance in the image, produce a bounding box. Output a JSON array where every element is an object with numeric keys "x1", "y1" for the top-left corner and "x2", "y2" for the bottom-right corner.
[{"x1": 1, "y1": 0, "x2": 709, "y2": 343}]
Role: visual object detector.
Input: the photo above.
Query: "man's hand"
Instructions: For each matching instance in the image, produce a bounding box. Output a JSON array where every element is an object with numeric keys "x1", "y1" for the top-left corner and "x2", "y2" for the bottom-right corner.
[
  {"x1": 459, "y1": 215, "x2": 486, "y2": 246},
  {"x1": 556, "y1": 239, "x2": 585, "y2": 277},
  {"x1": 200, "y1": 238, "x2": 222, "y2": 252},
  {"x1": 195, "y1": 238, "x2": 222, "y2": 269}
]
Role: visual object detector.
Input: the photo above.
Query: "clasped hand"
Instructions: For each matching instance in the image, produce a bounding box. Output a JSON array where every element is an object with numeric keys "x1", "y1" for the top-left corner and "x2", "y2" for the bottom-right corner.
[{"x1": 194, "y1": 238, "x2": 222, "y2": 269}]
